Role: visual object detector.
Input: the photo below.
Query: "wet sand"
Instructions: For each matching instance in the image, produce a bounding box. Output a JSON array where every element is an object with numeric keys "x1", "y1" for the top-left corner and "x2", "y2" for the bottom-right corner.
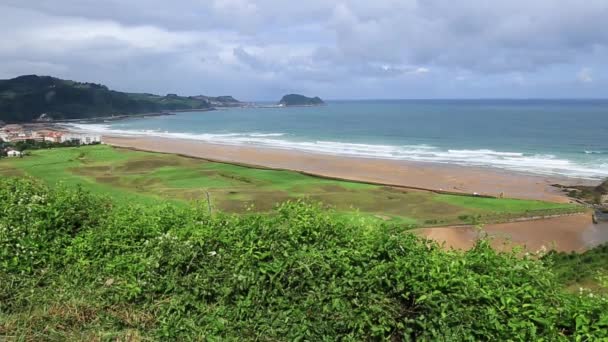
[
  {"x1": 103, "y1": 136, "x2": 592, "y2": 203},
  {"x1": 415, "y1": 214, "x2": 608, "y2": 252}
]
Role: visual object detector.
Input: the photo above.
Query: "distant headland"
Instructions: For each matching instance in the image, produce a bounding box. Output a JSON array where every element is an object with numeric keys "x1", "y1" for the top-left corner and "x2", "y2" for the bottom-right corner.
[
  {"x1": 0, "y1": 75, "x2": 244, "y2": 123},
  {"x1": 0, "y1": 75, "x2": 331, "y2": 124},
  {"x1": 278, "y1": 94, "x2": 325, "y2": 107}
]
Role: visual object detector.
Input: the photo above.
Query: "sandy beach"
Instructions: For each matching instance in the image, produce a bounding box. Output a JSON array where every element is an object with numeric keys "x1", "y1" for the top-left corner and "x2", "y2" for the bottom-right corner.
[{"x1": 103, "y1": 136, "x2": 593, "y2": 203}]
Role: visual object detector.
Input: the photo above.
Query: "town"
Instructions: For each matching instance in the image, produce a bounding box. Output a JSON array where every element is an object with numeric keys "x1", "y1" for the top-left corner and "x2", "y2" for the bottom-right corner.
[{"x1": 0, "y1": 123, "x2": 102, "y2": 157}]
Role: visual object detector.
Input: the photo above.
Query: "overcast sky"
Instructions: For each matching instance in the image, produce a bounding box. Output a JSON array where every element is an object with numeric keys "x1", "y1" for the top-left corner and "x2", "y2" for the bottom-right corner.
[{"x1": 1, "y1": 1, "x2": 607, "y2": 100}]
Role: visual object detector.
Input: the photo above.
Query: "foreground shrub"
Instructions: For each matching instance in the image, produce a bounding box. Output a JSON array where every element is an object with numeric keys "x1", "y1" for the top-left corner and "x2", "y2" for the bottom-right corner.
[
  {"x1": 1, "y1": 178, "x2": 607, "y2": 340},
  {"x1": 0, "y1": 178, "x2": 108, "y2": 275}
]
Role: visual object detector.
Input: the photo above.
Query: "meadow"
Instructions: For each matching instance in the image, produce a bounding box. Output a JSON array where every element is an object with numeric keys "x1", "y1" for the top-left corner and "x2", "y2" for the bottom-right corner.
[{"x1": 0, "y1": 145, "x2": 581, "y2": 227}]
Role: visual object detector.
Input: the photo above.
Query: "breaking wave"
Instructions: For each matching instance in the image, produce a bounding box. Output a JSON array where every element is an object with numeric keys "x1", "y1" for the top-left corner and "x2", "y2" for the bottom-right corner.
[{"x1": 65, "y1": 123, "x2": 608, "y2": 180}]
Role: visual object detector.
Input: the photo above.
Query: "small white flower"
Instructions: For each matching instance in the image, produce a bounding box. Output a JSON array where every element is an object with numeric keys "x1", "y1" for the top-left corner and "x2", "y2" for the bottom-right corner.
[{"x1": 208, "y1": 251, "x2": 217, "y2": 257}]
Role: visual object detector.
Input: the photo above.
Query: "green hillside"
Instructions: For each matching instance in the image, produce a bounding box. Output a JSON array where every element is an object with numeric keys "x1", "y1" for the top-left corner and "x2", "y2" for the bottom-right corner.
[
  {"x1": 0, "y1": 177, "x2": 606, "y2": 340},
  {"x1": 0, "y1": 75, "x2": 220, "y2": 123}
]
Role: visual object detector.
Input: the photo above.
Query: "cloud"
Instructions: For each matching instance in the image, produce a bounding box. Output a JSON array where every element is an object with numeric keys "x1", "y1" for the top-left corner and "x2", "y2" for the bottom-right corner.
[
  {"x1": 577, "y1": 68, "x2": 593, "y2": 83},
  {"x1": 414, "y1": 67, "x2": 430, "y2": 74},
  {"x1": 0, "y1": 61, "x2": 68, "y2": 79},
  {"x1": 326, "y1": 1, "x2": 608, "y2": 73},
  {"x1": 233, "y1": 46, "x2": 271, "y2": 70},
  {"x1": 0, "y1": 1, "x2": 607, "y2": 99}
]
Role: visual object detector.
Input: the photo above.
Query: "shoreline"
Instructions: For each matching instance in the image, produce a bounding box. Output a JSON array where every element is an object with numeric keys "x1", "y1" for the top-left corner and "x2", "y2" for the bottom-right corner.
[
  {"x1": 7, "y1": 129, "x2": 604, "y2": 252},
  {"x1": 102, "y1": 135, "x2": 595, "y2": 203},
  {"x1": 52, "y1": 108, "x2": 216, "y2": 124},
  {"x1": 99, "y1": 135, "x2": 608, "y2": 252}
]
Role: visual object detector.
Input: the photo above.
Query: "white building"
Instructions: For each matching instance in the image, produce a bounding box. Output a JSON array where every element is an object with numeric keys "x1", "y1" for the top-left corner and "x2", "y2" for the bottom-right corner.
[
  {"x1": 6, "y1": 150, "x2": 22, "y2": 157},
  {"x1": 60, "y1": 134, "x2": 102, "y2": 145}
]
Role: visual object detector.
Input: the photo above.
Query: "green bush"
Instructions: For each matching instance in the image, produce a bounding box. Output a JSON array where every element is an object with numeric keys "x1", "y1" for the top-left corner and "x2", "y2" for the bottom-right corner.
[
  {"x1": 544, "y1": 244, "x2": 608, "y2": 288},
  {"x1": 1, "y1": 178, "x2": 607, "y2": 340},
  {"x1": 0, "y1": 178, "x2": 108, "y2": 274}
]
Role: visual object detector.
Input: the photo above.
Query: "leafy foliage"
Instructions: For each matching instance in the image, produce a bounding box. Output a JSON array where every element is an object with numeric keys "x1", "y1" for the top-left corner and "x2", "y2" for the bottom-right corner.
[
  {"x1": 544, "y1": 244, "x2": 608, "y2": 290},
  {"x1": 1, "y1": 177, "x2": 607, "y2": 340}
]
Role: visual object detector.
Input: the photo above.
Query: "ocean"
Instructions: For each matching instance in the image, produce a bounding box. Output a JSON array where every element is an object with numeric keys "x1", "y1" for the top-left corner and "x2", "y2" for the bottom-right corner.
[{"x1": 68, "y1": 100, "x2": 608, "y2": 180}]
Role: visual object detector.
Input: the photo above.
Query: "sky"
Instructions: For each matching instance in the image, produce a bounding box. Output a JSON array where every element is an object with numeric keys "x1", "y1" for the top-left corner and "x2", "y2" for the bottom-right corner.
[{"x1": 1, "y1": 1, "x2": 607, "y2": 101}]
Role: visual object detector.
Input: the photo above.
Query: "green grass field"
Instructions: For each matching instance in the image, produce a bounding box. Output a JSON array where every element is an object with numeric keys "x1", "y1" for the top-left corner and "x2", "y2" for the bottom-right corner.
[{"x1": 0, "y1": 145, "x2": 581, "y2": 227}]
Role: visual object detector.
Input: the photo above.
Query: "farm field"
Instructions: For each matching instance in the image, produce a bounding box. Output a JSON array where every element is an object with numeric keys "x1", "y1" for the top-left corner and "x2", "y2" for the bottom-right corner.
[{"x1": 0, "y1": 145, "x2": 581, "y2": 227}]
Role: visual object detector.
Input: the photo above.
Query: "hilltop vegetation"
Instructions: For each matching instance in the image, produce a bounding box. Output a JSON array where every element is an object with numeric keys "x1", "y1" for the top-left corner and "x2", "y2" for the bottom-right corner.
[
  {"x1": 0, "y1": 177, "x2": 606, "y2": 340},
  {"x1": 545, "y1": 244, "x2": 608, "y2": 292},
  {"x1": 279, "y1": 94, "x2": 325, "y2": 106},
  {"x1": 0, "y1": 75, "x2": 242, "y2": 123},
  {"x1": 0, "y1": 145, "x2": 580, "y2": 227}
]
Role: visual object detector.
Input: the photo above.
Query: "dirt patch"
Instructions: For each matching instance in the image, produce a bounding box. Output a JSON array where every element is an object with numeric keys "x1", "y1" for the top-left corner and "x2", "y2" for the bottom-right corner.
[
  {"x1": 131, "y1": 177, "x2": 163, "y2": 188},
  {"x1": 304, "y1": 189, "x2": 465, "y2": 224},
  {"x1": 117, "y1": 158, "x2": 178, "y2": 173},
  {"x1": 369, "y1": 190, "x2": 464, "y2": 216},
  {"x1": 73, "y1": 165, "x2": 113, "y2": 175},
  {"x1": 381, "y1": 186, "x2": 412, "y2": 194},
  {"x1": 216, "y1": 172, "x2": 255, "y2": 184},
  {"x1": 95, "y1": 176, "x2": 121, "y2": 185},
  {"x1": 0, "y1": 166, "x2": 25, "y2": 177},
  {"x1": 415, "y1": 214, "x2": 608, "y2": 252},
  {"x1": 158, "y1": 188, "x2": 210, "y2": 201}
]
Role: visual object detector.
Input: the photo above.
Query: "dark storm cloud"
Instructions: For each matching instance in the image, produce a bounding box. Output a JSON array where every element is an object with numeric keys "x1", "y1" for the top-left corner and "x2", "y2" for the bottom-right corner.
[{"x1": 0, "y1": 1, "x2": 607, "y2": 99}]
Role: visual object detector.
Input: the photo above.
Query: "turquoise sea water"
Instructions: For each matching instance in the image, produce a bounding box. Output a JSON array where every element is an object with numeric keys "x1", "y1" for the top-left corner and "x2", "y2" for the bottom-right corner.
[{"x1": 69, "y1": 100, "x2": 608, "y2": 180}]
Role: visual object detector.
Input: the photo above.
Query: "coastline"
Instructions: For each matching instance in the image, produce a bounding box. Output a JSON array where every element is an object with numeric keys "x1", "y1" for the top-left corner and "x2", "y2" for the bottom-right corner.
[
  {"x1": 102, "y1": 135, "x2": 593, "y2": 203},
  {"x1": 50, "y1": 108, "x2": 216, "y2": 124}
]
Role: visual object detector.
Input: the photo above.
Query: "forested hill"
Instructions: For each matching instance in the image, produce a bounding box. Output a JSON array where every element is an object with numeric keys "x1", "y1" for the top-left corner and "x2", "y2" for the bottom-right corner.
[{"x1": 0, "y1": 75, "x2": 241, "y2": 123}]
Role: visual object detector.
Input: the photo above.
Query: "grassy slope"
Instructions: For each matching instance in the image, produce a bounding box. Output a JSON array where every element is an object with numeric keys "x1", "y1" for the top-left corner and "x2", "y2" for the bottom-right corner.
[
  {"x1": 0, "y1": 145, "x2": 581, "y2": 227},
  {"x1": 1, "y1": 178, "x2": 606, "y2": 340},
  {"x1": 545, "y1": 244, "x2": 608, "y2": 292}
]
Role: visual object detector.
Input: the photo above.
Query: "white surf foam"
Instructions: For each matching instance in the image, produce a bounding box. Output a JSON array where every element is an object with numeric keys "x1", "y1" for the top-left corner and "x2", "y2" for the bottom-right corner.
[{"x1": 65, "y1": 123, "x2": 608, "y2": 180}]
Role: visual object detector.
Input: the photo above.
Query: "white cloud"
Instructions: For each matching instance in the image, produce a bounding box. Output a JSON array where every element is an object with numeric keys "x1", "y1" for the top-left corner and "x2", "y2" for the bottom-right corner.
[
  {"x1": 0, "y1": 1, "x2": 607, "y2": 99},
  {"x1": 577, "y1": 67, "x2": 593, "y2": 83},
  {"x1": 0, "y1": 60, "x2": 68, "y2": 79},
  {"x1": 414, "y1": 67, "x2": 430, "y2": 74}
]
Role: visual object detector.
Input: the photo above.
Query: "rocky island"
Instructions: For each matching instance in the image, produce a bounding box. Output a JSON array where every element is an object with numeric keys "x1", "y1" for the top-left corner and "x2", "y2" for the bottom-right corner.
[{"x1": 278, "y1": 94, "x2": 325, "y2": 106}]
